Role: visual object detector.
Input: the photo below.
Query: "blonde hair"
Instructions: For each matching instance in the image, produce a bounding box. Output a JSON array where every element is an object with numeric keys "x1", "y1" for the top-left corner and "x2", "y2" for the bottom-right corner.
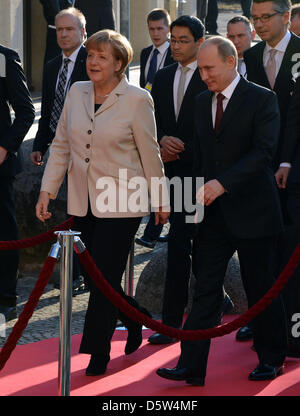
[{"x1": 86, "y1": 30, "x2": 133, "y2": 78}]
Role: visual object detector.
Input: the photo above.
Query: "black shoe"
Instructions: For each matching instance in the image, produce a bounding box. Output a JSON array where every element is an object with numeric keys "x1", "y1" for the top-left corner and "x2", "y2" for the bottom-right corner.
[
  {"x1": 222, "y1": 294, "x2": 234, "y2": 314},
  {"x1": 54, "y1": 276, "x2": 88, "y2": 296},
  {"x1": 157, "y1": 235, "x2": 168, "y2": 242},
  {"x1": 85, "y1": 354, "x2": 109, "y2": 376},
  {"x1": 156, "y1": 367, "x2": 205, "y2": 386},
  {"x1": 248, "y1": 363, "x2": 284, "y2": 381},
  {"x1": 125, "y1": 307, "x2": 152, "y2": 355},
  {"x1": 148, "y1": 332, "x2": 177, "y2": 345},
  {"x1": 0, "y1": 304, "x2": 17, "y2": 321},
  {"x1": 72, "y1": 276, "x2": 89, "y2": 297},
  {"x1": 236, "y1": 325, "x2": 253, "y2": 341},
  {"x1": 135, "y1": 236, "x2": 156, "y2": 249}
]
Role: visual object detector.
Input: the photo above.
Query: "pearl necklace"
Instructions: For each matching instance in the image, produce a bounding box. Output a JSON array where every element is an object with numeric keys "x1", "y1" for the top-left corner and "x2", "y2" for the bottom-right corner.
[{"x1": 95, "y1": 93, "x2": 109, "y2": 98}]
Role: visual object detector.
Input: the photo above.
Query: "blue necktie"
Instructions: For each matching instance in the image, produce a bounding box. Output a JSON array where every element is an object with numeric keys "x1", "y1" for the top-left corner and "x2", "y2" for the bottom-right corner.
[{"x1": 146, "y1": 48, "x2": 159, "y2": 84}]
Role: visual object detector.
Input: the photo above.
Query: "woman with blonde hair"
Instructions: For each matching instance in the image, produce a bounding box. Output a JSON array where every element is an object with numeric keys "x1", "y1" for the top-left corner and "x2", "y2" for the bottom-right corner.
[{"x1": 36, "y1": 29, "x2": 169, "y2": 375}]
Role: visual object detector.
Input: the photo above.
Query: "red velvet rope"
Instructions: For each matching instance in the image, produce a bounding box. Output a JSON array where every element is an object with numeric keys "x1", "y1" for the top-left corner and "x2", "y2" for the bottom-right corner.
[
  {"x1": 0, "y1": 256, "x2": 58, "y2": 371},
  {"x1": 0, "y1": 217, "x2": 74, "y2": 250},
  {"x1": 78, "y1": 243, "x2": 300, "y2": 341}
]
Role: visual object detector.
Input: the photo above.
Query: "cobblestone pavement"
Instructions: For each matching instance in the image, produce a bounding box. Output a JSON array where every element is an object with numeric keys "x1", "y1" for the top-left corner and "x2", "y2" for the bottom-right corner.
[{"x1": 1, "y1": 7, "x2": 240, "y2": 348}]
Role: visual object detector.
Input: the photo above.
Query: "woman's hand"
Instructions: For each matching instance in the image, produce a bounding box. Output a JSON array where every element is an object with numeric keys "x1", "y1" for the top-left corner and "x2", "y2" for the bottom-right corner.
[
  {"x1": 154, "y1": 207, "x2": 170, "y2": 225},
  {"x1": 36, "y1": 191, "x2": 52, "y2": 222}
]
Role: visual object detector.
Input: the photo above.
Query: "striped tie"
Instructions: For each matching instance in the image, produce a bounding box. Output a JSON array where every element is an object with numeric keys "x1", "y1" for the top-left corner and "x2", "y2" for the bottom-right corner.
[{"x1": 49, "y1": 58, "x2": 70, "y2": 133}]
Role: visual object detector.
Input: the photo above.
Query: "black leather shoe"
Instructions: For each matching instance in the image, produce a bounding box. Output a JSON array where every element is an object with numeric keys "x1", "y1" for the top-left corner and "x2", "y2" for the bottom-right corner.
[
  {"x1": 248, "y1": 364, "x2": 284, "y2": 381},
  {"x1": 125, "y1": 307, "x2": 152, "y2": 355},
  {"x1": 0, "y1": 304, "x2": 17, "y2": 321},
  {"x1": 148, "y1": 332, "x2": 177, "y2": 345},
  {"x1": 135, "y1": 236, "x2": 156, "y2": 249},
  {"x1": 156, "y1": 367, "x2": 205, "y2": 386},
  {"x1": 72, "y1": 276, "x2": 89, "y2": 297},
  {"x1": 157, "y1": 235, "x2": 168, "y2": 242},
  {"x1": 236, "y1": 325, "x2": 253, "y2": 341},
  {"x1": 85, "y1": 354, "x2": 109, "y2": 376},
  {"x1": 54, "y1": 276, "x2": 89, "y2": 296}
]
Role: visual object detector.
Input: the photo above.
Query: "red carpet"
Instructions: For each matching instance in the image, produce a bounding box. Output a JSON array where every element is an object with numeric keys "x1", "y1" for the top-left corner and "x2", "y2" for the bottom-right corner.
[{"x1": 0, "y1": 316, "x2": 299, "y2": 396}]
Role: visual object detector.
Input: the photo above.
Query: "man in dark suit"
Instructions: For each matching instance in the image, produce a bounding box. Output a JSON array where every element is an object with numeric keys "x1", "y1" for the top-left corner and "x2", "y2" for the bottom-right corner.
[
  {"x1": 157, "y1": 36, "x2": 287, "y2": 386},
  {"x1": 244, "y1": 0, "x2": 300, "y2": 356},
  {"x1": 147, "y1": 15, "x2": 207, "y2": 344},
  {"x1": 0, "y1": 45, "x2": 35, "y2": 320},
  {"x1": 30, "y1": 7, "x2": 89, "y2": 294},
  {"x1": 135, "y1": 8, "x2": 174, "y2": 249},
  {"x1": 30, "y1": 7, "x2": 88, "y2": 164},
  {"x1": 139, "y1": 9, "x2": 174, "y2": 91}
]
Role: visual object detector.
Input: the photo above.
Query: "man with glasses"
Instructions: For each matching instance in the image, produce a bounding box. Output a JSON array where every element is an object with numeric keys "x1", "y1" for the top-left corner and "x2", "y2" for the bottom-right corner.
[
  {"x1": 147, "y1": 15, "x2": 208, "y2": 345},
  {"x1": 244, "y1": 0, "x2": 300, "y2": 358}
]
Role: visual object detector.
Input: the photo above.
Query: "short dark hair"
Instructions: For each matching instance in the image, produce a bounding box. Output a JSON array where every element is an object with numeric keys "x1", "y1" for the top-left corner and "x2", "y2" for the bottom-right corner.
[
  {"x1": 291, "y1": 3, "x2": 300, "y2": 18},
  {"x1": 227, "y1": 15, "x2": 254, "y2": 32},
  {"x1": 252, "y1": 0, "x2": 291, "y2": 13},
  {"x1": 170, "y1": 15, "x2": 205, "y2": 41},
  {"x1": 147, "y1": 8, "x2": 171, "y2": 26}
]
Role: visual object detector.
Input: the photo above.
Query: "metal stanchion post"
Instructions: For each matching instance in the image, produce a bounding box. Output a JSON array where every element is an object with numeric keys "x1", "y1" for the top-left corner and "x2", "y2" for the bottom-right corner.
[
  {"x1": 55, "y1": 230, "x2": 81, "y2": 397},
  {"x1": 124, "y1": 239, "x2": 135, "y2": 297}
]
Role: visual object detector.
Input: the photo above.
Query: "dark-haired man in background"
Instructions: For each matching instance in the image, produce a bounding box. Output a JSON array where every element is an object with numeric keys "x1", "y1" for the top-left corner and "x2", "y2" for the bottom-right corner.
[
  {"x1": 147, "y1": 15, "x2": 208, "y2": 345},
  {"x1": 136, "y1": 8, "x2": 174, "y2": 249},
  {"x1": 244, "y1": 0, "x2": 300, "y2": 358}
]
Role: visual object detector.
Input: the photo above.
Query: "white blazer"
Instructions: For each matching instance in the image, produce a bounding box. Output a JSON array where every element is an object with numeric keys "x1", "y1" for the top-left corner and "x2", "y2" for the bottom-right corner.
[{"x1": 41, "y1": 76, "x2": 169, "y2": 217}]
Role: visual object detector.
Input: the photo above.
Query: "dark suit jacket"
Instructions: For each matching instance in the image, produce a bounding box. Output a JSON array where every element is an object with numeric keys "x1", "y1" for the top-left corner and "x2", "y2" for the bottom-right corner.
[
  {"x1": 194, "y1": 77, "x2": 283, "y2": 239},
  {"x1": 33, "y1": 45, "x2": 89, "y2": 155},
  {"x1": 0, "y1": 45, "x2": 35, "y2": 176},
  {"x1": 151, "y1": 62, "x2": 207, "y2": 179},
  {"x1": 282, "y1": 76, "x2": 300, "y2": 183},
  {"x1": 244, "y1": 33, "x2": 300, "y2": 168},
  {"x1": 139, "y1": 45, "x2": 174, "y2": 89}
]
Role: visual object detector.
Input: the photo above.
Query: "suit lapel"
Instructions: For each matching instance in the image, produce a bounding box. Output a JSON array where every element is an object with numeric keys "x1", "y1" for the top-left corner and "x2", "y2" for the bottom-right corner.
[
  {"x1": 165, "y1": 64, "x2": 178, "y2": 124},
  {"x1": 217, "y1": 77, "x2": 249, "y2": 136},
  {"x1": 70, "y1": 46, "x2": 86, "y2": 86},
  {"x1": 274, "y1": 34, "x2": 296, "y2": 91},
  {"x1": 176, "y1": 67, "x2": 199, "y2": 124}
]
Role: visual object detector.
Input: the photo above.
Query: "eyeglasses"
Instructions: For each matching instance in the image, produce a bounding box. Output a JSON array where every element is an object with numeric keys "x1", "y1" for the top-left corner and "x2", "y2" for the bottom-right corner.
[
  {"x1": 251, "y1": 12, "x2": 282, "y2": 24},
  {"x1": 170, "y1": 39, "x2": 193, "y2": 45}
]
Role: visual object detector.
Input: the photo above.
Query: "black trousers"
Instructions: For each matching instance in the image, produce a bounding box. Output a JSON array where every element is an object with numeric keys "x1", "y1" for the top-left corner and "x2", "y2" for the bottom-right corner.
[
  {"x1": 0, "y1": 177, "x2": 19, "y2": 307},
  {"x1": 178, "y1": 208, "x2": 287, "y2": 379},
  {"x1": 73, "y1": 211, "x2": 141, "y2": 357},
  {"x1": 205, "y1": 0, "x2": 218, "y2": 32},
  {"x1": 162, "y1": 211, "x2": 195, "y2": 328},
  {"x1": 142, "y1": 212, "x2": 163, "y2": 241},
  {"x1": 240, "y1": 0, "x2": 252, "y2": 18},
  {"x1": 278, "y1": 184, "x2": 300, "y2": 349}
]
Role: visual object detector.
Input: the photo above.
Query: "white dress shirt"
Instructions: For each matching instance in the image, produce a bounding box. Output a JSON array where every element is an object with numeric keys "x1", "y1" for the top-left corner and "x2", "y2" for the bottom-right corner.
[
  {"x1": 55, "y1": 45, "x2": 82, "y2": 93},
  {"x1": 144, "y1": 41, "x2": 170, "y2": 81},
  {"x1": 212, "y1": 74, "x2": 241, "y2": 127},
  {"x1": 173, "y1": 60, "x2": 198, "y2": 116}
]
